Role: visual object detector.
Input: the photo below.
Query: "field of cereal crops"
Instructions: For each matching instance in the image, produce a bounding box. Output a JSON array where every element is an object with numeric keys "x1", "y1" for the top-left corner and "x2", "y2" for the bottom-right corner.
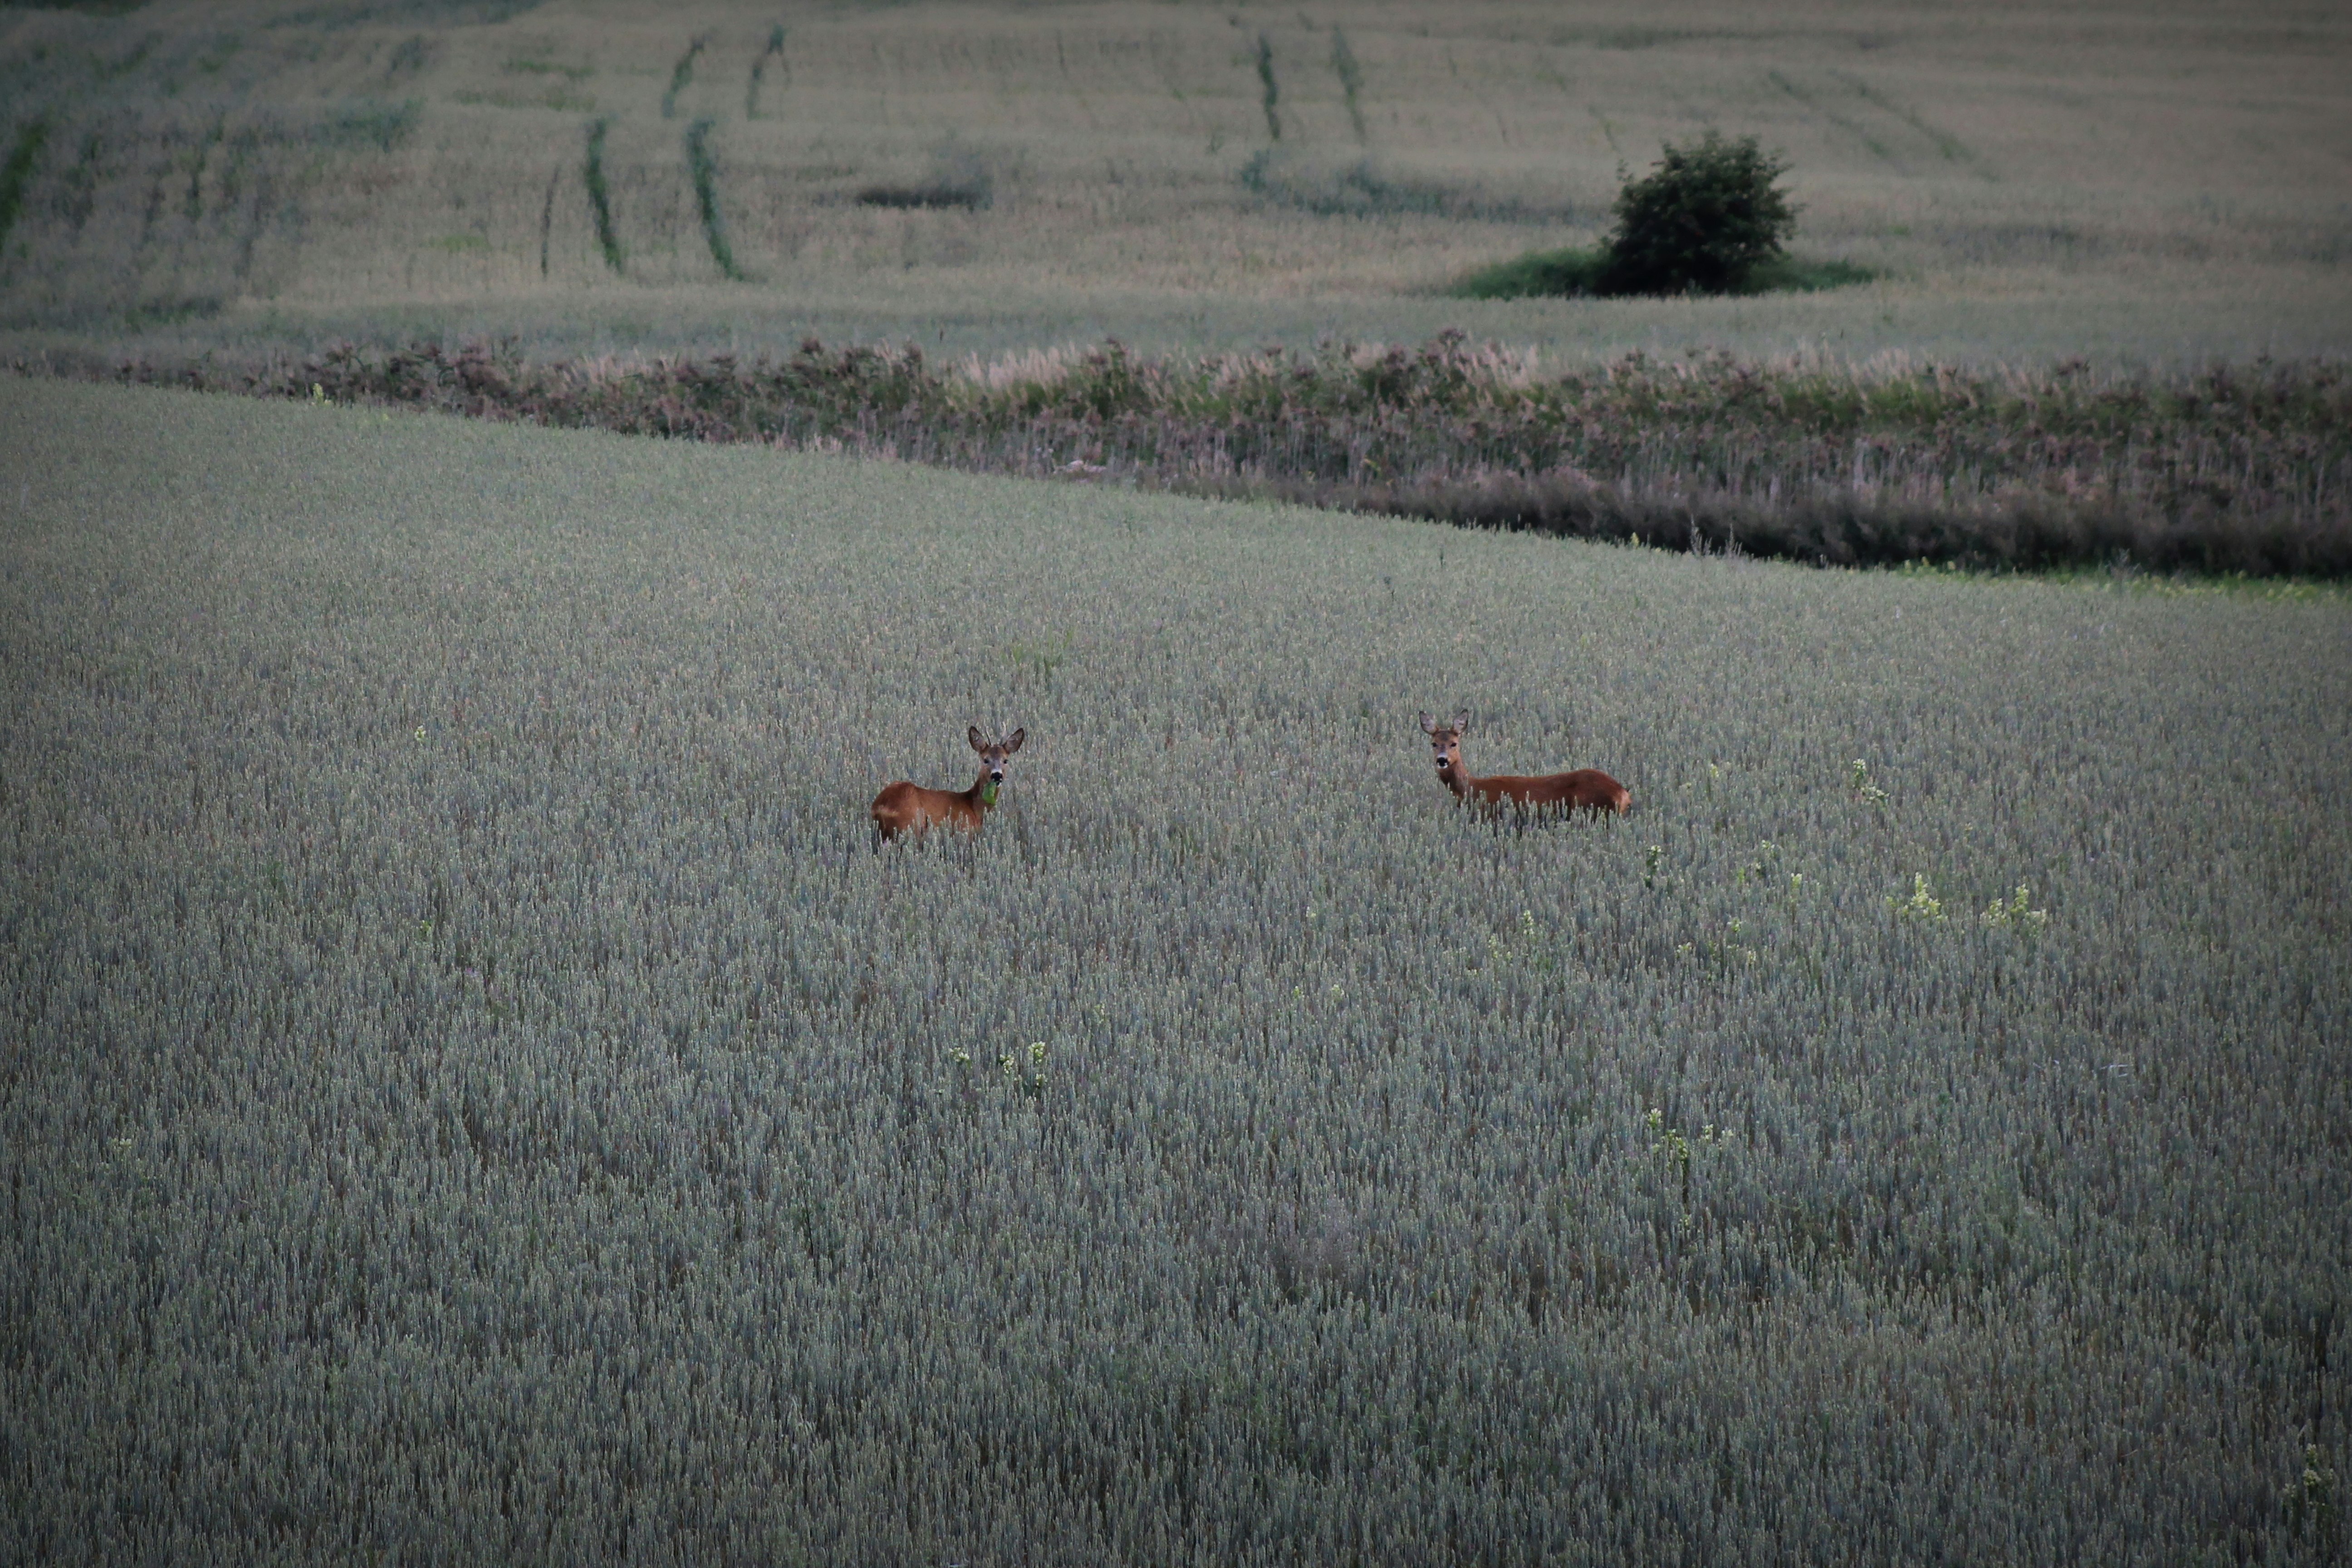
[
  {"x1": 4, "y1": 375, "x2": 2348, "y2": 1562},
  {"x1": 4, "y1": 0, "x2": 2350, "y2": 368}
]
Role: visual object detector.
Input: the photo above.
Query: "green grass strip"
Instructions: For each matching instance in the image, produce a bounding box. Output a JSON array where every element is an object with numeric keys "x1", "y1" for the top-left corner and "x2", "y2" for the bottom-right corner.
[
  {"x1": 662, "y1": 34, "x2": 706, "y2": 120},
  {"x1": 1448, "y1": 244, "x2": 1873, "y2": 300},
  {"x1": 685, "y1": 117, "x2": 743, "y2": 281},
  {"x1": 538, "y1": 166, "x2": 559, "y2": 277},
  {"x1": 583, "y1": 116, "x2": 622, "y2": 274},
  {"x1": 747, "y1": 24, "x2": 785, "y2": 118},
  {"x1": 1255, "y1": 34, "x2": 1281, "y2": 141},
  {"x1": 1449, "y1": 245, "x2": 1610, "y2": 300},
  {"x1": 1332, "y1": 28, "x2": 1366, "y2": 144},
  {"x1": 0, "y1": 117, "x2": 52, "y2": 261}
]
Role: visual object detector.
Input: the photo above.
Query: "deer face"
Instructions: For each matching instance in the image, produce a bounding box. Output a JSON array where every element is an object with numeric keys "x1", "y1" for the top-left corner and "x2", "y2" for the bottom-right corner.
[
  {"x1": 1419, "y1": 711, "x2": 1470, "y2": 778},
  {"x1": 968, "y1": 725, "x2": 1026, "y2": 787}
]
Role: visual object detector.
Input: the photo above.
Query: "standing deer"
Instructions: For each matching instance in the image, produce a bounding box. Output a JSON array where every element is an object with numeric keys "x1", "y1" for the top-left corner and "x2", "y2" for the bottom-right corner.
[
  {"x1": 870, "y1": 727, "x2": 1026, "y2": 841},
  {"x1": 1420, "y1": 711, "x2": 1631, "y2": 816}
]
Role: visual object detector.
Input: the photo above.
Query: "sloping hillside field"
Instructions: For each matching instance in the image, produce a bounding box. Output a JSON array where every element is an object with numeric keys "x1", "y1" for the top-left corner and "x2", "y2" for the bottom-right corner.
[
  {"x1": 4, "y1": 0, "x2": 2350, "y2": 366},
  {"x1": 3, "y1": 379, "x2": 2348, "y2": 1562}
]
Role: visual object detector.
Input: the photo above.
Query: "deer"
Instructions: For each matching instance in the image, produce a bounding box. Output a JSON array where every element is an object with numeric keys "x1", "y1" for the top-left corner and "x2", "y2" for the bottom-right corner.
[
  {"x1": 1419, "y1": 711, "x2": 1631, "y2": 816},
  {"x1": 870, "y1": 727, "x2": 1026, "y2": 841}
]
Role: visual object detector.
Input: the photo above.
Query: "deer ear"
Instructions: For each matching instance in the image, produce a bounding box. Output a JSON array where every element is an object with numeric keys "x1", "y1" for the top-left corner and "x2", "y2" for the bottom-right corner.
[
  {"x1": 1419, "y1": 711, "x2": 1437, "y2": 735},
  {"x1": 1453, "y1": 711, "x2": 1470, "y2": 734},
  {"x1": 968, "y1": 725, "x2": 987, "y2": 752},
  {"x1": 1003, "y1": 728, "x2": 1025, "y2": 754}
]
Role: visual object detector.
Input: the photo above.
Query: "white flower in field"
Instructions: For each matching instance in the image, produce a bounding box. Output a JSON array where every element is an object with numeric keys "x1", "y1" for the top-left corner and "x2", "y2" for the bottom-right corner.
[{"x1": 413, "y1": 725, "x2": 427, "y2": 741}]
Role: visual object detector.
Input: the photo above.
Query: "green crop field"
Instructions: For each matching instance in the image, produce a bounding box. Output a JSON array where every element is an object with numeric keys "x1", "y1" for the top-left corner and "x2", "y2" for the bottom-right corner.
[
  {"x1": 4, "y1": 0, "x2": 2351, "y2": 1559},
  {"x1": 4, "y1": 376, "x2": 2347, "y2": 1560}
]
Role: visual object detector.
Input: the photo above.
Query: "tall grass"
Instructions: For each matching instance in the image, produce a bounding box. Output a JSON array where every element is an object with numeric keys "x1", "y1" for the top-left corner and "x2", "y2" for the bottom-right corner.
[
  {"x1": 46, "y1": 333, "x2": 2352, "y2": 577},
  {"x1": 2, "y1": 373, "x2": 2345, "y2": 1561}
]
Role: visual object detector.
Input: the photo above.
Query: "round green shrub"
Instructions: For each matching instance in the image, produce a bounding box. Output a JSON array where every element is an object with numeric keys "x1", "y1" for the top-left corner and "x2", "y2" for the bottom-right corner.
[{"x1": 1597, "y1": 131, "x2": 1798, "y2": 296}]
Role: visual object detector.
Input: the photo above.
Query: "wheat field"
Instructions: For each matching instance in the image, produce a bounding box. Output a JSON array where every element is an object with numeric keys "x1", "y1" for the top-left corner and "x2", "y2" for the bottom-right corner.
[
  {"x1": 5, "y1": 2, "x2": 2352, "y2": 1559},
  {"x1": 0, "y1": 0, "x2": 2348, "y2": 364},
  {"x1": 3, "y1": 375, "x2": 2347, "y2": 1560}
]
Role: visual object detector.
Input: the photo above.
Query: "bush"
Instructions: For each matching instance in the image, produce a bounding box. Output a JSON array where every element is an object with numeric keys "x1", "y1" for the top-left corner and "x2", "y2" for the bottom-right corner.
[
  {"x1": 1448, "y1": 132, "x2": 1821, "y2": 301},
  {"x1": 1598, "y1": 131, "x2": 1798, "y2": 295}
]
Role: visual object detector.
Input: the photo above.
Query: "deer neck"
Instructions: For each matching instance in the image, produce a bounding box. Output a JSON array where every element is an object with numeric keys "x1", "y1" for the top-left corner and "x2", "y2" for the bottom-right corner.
[{"x1": 1441, "y1": 759, "x2": 1477, "y2": 800}]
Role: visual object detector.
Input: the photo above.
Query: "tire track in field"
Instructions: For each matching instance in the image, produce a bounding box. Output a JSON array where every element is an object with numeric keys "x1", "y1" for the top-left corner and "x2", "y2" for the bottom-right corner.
[
  {"x1": 1767, "y1": 69, "x2": 1906, "y2": 170},
  {"x1": 1830, "y1": 70, "x2": 1996, "y2": 180},
  {"x1": 1769, "y1": 68, "x2": 1992, "y2": 179}
]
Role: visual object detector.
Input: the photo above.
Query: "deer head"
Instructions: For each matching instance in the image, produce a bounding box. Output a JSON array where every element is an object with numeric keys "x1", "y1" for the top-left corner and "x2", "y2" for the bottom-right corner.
[
  {"x1": 1419, "y1": 711, "x2": 1470, "y2": 782},
  {"x1": 968, "y1": 726, "x2": 1026, "y2": 802}
]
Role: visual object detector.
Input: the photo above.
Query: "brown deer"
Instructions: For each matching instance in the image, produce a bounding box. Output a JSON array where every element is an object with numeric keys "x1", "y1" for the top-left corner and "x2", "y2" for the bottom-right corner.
[
  {"x1": 870, "y1": 727, "x2": 1026, "y2": 841},
  {"x1": 1420, "y1": 711, "x2": 1631, "y2": 816}
]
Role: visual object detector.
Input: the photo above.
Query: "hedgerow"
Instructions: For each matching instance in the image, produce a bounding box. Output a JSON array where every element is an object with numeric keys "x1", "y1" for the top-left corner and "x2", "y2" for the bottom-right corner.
[{"x1": 30, "y1": 332, "x2": 2352, "y2": 576}]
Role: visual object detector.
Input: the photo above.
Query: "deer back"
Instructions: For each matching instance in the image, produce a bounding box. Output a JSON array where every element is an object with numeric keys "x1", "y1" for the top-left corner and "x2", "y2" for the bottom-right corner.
[
  {"x1": 869, "y1": 781, "x2": 982, "y2": 839},
  {"x1": 1472, "y1": 767, "x2": 1632, "y2": 815}
]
